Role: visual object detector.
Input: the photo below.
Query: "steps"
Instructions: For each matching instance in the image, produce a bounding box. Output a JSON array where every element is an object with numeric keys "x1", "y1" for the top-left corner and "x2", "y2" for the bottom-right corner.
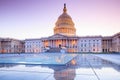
[{"x1": 46, "y1": 48, "x2": 61, "y2": 53}]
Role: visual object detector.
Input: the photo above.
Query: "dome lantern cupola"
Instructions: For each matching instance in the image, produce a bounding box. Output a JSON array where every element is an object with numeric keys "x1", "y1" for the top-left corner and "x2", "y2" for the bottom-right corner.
[
  {"x1": 54, "y1": 4, "x2": 76, "y2": 36},
  {"x1": 63, "y1": 3, "x2": 67, "y2": 13}
]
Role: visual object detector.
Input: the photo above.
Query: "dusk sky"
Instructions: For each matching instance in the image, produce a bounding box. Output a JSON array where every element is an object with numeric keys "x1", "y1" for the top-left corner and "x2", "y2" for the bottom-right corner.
[{"x1": 0, "y1": 0, "x2": 120, "y2": 39}]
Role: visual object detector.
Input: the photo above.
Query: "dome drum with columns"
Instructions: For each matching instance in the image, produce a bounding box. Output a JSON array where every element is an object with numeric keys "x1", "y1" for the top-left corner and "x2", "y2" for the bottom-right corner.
[{"x1": 54, "y1": 4, "x2": 76, "y2": 36}]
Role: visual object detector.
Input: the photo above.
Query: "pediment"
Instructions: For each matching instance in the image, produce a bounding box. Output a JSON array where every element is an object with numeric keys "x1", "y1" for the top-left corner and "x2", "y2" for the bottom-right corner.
[{"x1": 48, "y1": 34, "x2": 68, "y2": 39}]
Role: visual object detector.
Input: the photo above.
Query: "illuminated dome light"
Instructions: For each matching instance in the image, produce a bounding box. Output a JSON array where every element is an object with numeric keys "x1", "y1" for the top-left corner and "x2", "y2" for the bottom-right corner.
[{"x1": 54, "y1": 3, "x2": 76, "y2": 36}]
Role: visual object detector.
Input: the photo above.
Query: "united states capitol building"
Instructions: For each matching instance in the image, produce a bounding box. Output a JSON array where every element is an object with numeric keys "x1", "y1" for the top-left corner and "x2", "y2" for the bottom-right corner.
[{"x1": 0, "y1": 4, "x2": 120, "y2": 53}]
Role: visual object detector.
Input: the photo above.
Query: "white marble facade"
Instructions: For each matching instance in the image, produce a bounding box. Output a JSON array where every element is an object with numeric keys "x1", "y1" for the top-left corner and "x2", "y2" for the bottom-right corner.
[
  {"x1": 0, "y1": 38, "x2": 24, "y2": 53},
  {"x1": 25, "y1": 39, "x2": 42, "y2": 53},
  {"x1": 112, "y1": 32, "x2": 120, "y2": 52},
  {"x1": 78, "y1": 36, "x2": 102, "y2": 52}
]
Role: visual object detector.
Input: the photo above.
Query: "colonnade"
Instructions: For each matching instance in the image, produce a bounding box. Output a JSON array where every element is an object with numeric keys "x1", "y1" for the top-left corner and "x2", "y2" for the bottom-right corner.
[{"x1": 43, "y1": 38, "x2": 78, "y2": 49}]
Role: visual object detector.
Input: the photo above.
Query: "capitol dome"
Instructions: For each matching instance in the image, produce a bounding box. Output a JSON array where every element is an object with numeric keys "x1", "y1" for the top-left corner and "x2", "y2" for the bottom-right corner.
[{"x1": 54, "y1": 4, "x2": 76, "y2": 36}]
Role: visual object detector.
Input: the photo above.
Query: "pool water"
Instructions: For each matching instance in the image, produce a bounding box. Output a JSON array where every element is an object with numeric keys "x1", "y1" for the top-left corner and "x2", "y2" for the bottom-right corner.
[
  {"x1": 0, "y1": 53, "x2": 78, "y2": 65},
  {"x1": 0, "y1": 53, "x2": 120, "y2": 80}
]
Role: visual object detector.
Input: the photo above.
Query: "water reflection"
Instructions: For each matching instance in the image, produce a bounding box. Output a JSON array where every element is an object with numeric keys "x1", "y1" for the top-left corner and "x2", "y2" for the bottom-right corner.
[
  {"x1": 0, "y1": 53, "x2": 78, "y2": 65},
  {"x1": 54, "y1": 69, "x2": 75, "y2": 80},
  {"x1": 0, "y1": 54, "x2": 120, "y2": 80},
  {"x1": 47, "y1": 66, "x2": 75, "y2": 80}
]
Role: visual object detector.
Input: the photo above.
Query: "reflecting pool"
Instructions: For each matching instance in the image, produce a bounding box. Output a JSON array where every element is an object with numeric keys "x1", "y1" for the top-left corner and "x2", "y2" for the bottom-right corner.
[
  {"x1": 0, "y1": 53, "x2": 78, "y2": 65},
  {"x1": 0, "y1": 53, "x2": 120, "y2": 80}
]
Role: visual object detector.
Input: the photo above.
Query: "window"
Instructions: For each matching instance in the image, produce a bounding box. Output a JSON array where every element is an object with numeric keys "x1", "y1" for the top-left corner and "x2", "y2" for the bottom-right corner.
[
  {"x1": 81, "y1": 44, "x2": 83, "y2": 47},
  {"x1": 84, "y1": 44, "x2": 86, "y2": 47},
  {"x1": 93, "y1": 44, "x2": 95, "y2": 47},
  {"x1": 89, "y1": 50, "x2": 91, "y2": 52},
  {"x1": 81, "y1": 49, "x2": 83, "y2": 51}
]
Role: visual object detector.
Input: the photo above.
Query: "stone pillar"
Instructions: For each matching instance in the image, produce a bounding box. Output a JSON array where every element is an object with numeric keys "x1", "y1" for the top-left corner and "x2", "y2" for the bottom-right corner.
[
  {"x1": 53, "y1": 40, "x2": 54, "y2": 48},
  {"x1": 51, "y1": 40, "x2": 52, "y2": 48}
]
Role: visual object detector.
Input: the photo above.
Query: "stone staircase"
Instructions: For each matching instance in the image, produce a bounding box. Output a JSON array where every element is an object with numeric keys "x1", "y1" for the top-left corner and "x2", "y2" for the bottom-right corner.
[{"x1": 46, "y1": 47, "x2": 61, "y2": 53}]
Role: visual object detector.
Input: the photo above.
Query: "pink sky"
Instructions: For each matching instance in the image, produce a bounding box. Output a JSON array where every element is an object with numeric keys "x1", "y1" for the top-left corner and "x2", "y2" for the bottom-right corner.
[{"x1": 0, "y1": 0, "x2": 120, "y2": 39}]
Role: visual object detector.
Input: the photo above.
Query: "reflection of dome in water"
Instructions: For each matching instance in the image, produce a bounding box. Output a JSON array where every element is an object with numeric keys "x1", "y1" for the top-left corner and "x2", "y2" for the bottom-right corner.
[
  {"x1": 48, "y1": 65, "x2": 75, "y2": 80},
  {"x1": 54, "y1": 69, "x2": 75, "y2": 80},
  {"x1": 54, "y1": 4, "x2": 76, "y2": 36}
]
